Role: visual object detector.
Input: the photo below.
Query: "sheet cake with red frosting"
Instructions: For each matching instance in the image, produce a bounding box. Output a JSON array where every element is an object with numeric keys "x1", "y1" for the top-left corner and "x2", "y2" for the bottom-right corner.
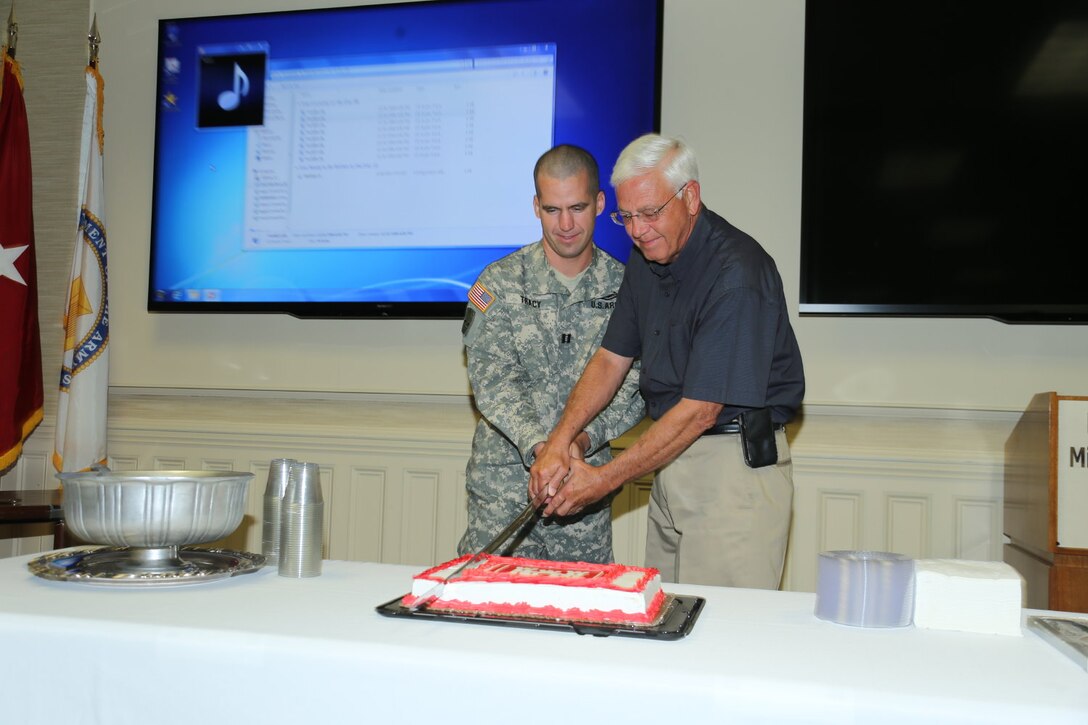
[{"x1": 402, "y1": 554, "x2": 666, "y2": 625}]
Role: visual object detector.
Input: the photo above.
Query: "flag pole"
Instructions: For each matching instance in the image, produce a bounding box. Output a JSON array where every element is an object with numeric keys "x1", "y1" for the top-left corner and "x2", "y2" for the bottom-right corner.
[
  {"x1": 6, "y1": 1, "x2": 16, "y2": 59},
  {"x1": 88, "y1": 14, "x2": 99, "y2": 69}
]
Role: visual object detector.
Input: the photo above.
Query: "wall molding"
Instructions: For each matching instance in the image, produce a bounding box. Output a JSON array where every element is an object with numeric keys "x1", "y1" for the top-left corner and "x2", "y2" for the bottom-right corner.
[{"x1": 4, "y1": 394, "x2": 1019, "y2": 593}]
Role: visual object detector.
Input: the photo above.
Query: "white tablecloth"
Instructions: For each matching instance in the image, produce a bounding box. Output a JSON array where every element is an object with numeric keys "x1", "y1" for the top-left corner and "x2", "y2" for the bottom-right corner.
[{"x1": 1, "y1": 551, "x2": 1086, "y2": 725}]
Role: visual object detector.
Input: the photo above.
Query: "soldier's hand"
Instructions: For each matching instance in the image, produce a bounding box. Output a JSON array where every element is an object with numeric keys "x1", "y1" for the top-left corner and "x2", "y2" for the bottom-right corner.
[{"x1": 529, "y1": 440, "x2": 571, "y2": 500}]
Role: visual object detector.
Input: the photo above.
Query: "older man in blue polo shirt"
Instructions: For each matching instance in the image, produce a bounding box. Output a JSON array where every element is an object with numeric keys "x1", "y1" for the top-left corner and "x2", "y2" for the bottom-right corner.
[{"x1": 530, "y1": 134, "x2": 804, "y2": 589}]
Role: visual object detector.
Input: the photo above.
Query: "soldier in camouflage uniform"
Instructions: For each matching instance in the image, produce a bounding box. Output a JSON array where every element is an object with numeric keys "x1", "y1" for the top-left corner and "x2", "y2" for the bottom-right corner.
[{"x1": 457, "y1": 145, "x2": 645, "y2": 564}]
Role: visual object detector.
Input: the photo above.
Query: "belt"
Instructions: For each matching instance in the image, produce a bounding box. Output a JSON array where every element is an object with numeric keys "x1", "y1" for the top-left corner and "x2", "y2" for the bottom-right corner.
[{"x1": 701, "y1": 421, "x2": 785, "y2": 437}]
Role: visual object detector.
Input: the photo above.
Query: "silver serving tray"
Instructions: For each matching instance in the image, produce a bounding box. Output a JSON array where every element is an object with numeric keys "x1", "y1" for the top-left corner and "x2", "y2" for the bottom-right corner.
[{"x1": 28, "y1": 546, "x2": 265, "y2": 587}]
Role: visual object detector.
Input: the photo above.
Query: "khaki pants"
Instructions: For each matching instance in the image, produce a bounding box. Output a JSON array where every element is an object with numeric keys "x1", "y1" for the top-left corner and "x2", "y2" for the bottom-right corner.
[{"x1": 645, "y1": 428, "x2": 793, "y2": 589}]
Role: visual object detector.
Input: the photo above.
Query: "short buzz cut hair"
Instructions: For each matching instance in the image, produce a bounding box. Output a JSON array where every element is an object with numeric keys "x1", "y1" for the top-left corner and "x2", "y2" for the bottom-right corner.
[
  {"x1": 534, "y1": 144, "x2": 601, "y2": 197},
  {"x1": 611, "y1": 134, "x2": 699, "y2": 190}
]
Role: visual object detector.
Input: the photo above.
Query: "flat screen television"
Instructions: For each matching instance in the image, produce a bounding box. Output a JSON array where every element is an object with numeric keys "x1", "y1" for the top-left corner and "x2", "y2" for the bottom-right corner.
[
  {"x1": 148, "y1": 0, "x2": 663, "y2": 318},
  {"x1": 800, "y1": 1, "x2": 1088, "y2": 324}
]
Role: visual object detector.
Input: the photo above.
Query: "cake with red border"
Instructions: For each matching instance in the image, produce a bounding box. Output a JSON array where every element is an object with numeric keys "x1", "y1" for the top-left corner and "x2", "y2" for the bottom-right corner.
[{"x1": 402, "y1": 554, "x2": 666, "y2": 625}]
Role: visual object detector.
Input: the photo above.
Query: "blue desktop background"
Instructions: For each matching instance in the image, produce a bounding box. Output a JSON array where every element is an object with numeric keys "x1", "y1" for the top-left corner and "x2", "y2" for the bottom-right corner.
[{"x1": 149, "y1": 0, "x2": 662, "y2": 314}]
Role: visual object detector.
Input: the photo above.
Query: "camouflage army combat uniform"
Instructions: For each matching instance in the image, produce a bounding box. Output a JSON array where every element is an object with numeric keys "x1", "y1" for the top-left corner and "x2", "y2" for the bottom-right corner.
[{"x1": 458, "y1": 241, "x2": 644, "y2": 563}]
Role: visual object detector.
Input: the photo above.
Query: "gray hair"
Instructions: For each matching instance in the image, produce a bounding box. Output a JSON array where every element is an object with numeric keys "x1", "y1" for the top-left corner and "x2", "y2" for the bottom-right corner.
[{"x1": 610, "y1": 134, "x2": 699, "y2": 189}]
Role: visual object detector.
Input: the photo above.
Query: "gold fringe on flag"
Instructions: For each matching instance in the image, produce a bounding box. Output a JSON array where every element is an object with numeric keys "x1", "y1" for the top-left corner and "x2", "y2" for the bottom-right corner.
[{"x1": 0, "y1": 51, "x2": 24, "y2": 101}]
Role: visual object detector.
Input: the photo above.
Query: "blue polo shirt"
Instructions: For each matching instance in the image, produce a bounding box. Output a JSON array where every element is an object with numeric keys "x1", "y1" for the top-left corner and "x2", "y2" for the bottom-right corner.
[{"x1": 601, "y1": 205, "x2": 805, "y2": 425}]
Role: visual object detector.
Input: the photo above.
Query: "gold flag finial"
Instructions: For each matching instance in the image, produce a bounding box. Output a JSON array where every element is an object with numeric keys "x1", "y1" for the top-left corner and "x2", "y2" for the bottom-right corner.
[
  {"x1": 88, "y1": 14, "x2": 100, "y2": 68},
  {"x1": 6, "y1": 2, "x2": 17, "y2": 59}
]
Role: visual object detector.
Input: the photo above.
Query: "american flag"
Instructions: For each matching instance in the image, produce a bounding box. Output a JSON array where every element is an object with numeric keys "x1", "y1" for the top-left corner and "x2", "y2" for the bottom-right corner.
[{"x1": 468, "y1": 281, "x2": 494, "y2": 312}]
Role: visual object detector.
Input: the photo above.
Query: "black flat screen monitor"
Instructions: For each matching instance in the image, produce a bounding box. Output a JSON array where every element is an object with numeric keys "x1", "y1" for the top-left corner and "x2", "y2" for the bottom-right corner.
[
  {"x1": 148, "y1": 0, "x2": 663, "y2": 318},
  {"x1": 801, "y1": 1, "x2": 1088, "y2": 324}
]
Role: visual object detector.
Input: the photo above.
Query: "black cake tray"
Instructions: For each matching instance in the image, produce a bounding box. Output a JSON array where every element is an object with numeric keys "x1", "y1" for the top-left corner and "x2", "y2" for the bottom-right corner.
[{"x1": 375, "y1": 592, "x2": 704, "y2": 640}]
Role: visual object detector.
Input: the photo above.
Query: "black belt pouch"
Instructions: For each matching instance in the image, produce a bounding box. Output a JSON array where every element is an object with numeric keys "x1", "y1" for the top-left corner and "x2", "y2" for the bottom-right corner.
[{"x1": 738, "y1": 407, "x2": 778, "y2": 468}]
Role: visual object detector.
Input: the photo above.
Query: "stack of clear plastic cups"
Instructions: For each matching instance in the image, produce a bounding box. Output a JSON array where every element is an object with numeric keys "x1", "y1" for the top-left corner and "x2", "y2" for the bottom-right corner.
[
  {"x1": 261, "y1": 458, "x2": 296, "y2": 567},
  {"x1": 278, "y1": 461, "x2": 324, "y2": 578}
]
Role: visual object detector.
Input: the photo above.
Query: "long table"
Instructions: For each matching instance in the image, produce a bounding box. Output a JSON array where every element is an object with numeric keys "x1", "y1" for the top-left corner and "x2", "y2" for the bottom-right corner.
[{"x1": 1, "y1": 551, "x2": 1086, "y2": 724}]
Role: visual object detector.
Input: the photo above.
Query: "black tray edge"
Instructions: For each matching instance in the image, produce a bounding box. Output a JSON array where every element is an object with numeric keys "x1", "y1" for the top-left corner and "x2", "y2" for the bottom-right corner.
[{"x1": 374, "y1": 592, "x2": 705, "y2": 640}]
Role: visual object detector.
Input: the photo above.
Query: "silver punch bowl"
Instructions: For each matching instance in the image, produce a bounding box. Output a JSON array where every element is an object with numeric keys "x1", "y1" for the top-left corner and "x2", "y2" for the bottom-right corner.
[{"x1": 57, "y1": 469, "x2": 254, "y2": 573}]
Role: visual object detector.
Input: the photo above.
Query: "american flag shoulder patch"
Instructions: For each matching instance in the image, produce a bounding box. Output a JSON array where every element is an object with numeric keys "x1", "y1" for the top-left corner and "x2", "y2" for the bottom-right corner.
[{"x1": 468, "y1": 281, "x2": 495, "y2": 312}]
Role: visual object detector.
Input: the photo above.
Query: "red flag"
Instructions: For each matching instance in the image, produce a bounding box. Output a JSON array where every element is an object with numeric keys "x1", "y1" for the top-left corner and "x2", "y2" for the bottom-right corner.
[{"x1": 0, "y1": 54, "x2": 44, "y2": 471}]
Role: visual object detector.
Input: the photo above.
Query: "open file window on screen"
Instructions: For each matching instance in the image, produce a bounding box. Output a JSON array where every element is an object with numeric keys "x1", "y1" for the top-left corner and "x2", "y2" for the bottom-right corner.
[{"x1": 241, "y1": 44, "x2": 557, "y2": 252}]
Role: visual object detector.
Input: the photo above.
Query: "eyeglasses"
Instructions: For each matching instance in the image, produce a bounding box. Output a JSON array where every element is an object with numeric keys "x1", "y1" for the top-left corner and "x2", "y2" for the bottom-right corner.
[{"x1": 609, "y1": 183, "x2": 688, "y2": 226}]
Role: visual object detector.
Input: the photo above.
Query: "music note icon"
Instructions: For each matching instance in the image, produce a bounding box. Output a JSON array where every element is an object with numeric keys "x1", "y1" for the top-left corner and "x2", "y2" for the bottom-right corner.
[{"x1": 217, "y1": 63, "x2": 250, "y2": 111}]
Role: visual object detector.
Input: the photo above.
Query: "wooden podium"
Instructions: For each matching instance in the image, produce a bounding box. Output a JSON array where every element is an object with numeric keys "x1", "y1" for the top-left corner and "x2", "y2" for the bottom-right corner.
[{"x1": 1004, "y1": 392, "x2": 1088, "y2": 612}]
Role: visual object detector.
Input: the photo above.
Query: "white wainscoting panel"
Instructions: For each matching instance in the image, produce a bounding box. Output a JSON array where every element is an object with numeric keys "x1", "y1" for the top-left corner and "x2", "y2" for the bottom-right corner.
[
  {"x1": 2, "y1": 394, "x2": 1019, "y2": 594},
  {"x1": 887, "y1": 495, "x2": 929, "y2": 558},
  {"x1": 781, "y1": 406, "x2": 1013, "y2": 591},
  {"x1": 332, "y1": 467, "x2": 387, "y2": 563}
]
